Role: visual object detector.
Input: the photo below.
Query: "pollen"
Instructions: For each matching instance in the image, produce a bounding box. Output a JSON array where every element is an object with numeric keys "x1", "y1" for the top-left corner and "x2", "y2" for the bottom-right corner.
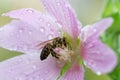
[{"x1": 54, "y1": 48, "x2": 75, "y2": 65}]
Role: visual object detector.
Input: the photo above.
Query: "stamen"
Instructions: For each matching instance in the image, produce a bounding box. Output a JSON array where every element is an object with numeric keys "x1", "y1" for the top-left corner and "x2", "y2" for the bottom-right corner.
[{"x1": 54, "y1": 48, "x2": 74, "y2": 65}]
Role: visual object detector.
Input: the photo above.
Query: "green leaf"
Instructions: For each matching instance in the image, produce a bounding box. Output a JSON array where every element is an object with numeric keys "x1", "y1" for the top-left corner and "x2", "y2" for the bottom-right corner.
[
  {"x1": 101, "y1": 0, "x2": 120, "y2": 80},
  {"x1": 102, "y1": 0, "x2": 120, "y2": 33},
  {"x1": 84, "y1": 68, "x2": 111, "y2": 80},
  {"x1": 101, "y1": 33, "x2": 120, "y2": 80},
  {"x1": 106, "y1": 12, "x2": 120, "y2": 32},
  {"x1": 102, "y1": 0, "x2": 120, "y2": 17},
  {"x1": 57, "y1": 63, "x2": 71, "y2": 80},
  {"x1": 0, "y1": 48, "x2": 22, "y2": 62}
]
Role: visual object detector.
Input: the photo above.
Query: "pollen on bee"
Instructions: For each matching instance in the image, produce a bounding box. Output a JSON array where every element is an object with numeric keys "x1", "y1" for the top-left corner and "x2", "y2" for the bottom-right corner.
[{"x1": 54, "y1": 48, "x2": 74, "y2": 65}]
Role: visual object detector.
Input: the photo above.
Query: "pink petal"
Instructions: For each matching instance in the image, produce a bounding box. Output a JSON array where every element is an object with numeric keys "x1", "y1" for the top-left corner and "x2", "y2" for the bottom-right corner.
[
  {"x1": 41, "y1": 0, "x2": 81, "y2": 39},
  {"x1": 61, "y1": 63, "x2": 84, "y2": 80},
  {"x1": 0, "y1": 8, "x2": 60, "y2": 53},
  {"x1": 80, "y1": 18, "x2": 113, "y2": 42},
  {"x1": 0, "y1": 54, "x2": 61, "y2": 80},
  {"x1": 81, "y1": 40, "x2": 117, "y2": 74}
]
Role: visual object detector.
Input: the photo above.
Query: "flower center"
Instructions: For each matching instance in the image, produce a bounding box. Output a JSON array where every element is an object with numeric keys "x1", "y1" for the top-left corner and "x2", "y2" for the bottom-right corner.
[{"x1": 53, "y1": 37, "x2": 81, "y2": 67}]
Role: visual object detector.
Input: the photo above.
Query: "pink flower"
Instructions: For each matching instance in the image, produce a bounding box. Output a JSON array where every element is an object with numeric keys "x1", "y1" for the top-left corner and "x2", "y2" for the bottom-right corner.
[{"x1": 0, "y1": 0, "x2": 117, "y2": 80}]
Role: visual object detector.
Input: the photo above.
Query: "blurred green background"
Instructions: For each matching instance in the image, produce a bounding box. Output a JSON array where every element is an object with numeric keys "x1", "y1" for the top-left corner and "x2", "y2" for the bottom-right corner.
[{"x1": 0, "y1": 0, "x2": 119, "y2": 80}]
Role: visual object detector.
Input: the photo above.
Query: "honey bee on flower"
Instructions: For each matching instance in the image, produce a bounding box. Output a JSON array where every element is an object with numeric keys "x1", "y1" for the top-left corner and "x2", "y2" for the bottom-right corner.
[{"x1": 0, "y1": 0, "x2": 117, "y2": 80}]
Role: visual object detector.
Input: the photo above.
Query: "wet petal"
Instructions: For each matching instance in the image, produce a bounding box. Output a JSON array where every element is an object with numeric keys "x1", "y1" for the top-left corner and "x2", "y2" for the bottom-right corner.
[
  {"x1": 61, "y1": 63, "x2": 84, "y2": 80},
  {"x1": 0, "y1": 8, "x2": 60, "y2": 53},
  {"x1": 41, "y1": 0, "x2": 81, "y2": 39},
  {"x1": 81, "y1": 40, "x2": 117, "y2": 74},
  {"x1": 80, "y1": 18, "x2": 113, "y2": 42},
  {"x1": 0, "y1": 54, "x2": 61, "y2": 80},
  {"x1": 3, "y1": 8, "x2": 56, "y2": 27}
]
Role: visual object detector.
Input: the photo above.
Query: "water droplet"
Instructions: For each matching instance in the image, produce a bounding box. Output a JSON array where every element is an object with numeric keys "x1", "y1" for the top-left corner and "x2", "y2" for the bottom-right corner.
[
  {"x1": 88, "y1": 44, "x2": 94, "y2": 48},
  {"x1": 9, "y1": 47, "x2": 17, "y2": 51},
  {"x1": 48, "y1": 34, "x2": 53, "y2": 40},
  {"x1": 58, "y1": 31, "x2": 61, "y2": 35},
  {"x1": 0, "y1": 28, "x2": 3, "y2": 32},
  {"x1": 96, "y1": 71, "x2": 101, "y2": 75},
  {"x1": 26, "y1": 9, "x2": 34, "y2": 13},
  {"x1": 40, "y1": 27, "x2": 45, "y2": 33},
  {"x1": 93, "y1": 29, "x2": 96, "y2": 32},
  {"x1": 19, "y1": 29, "x2": 23, "y2": 33},
  {"x1": 57, "y1": 2, "x2": 60, "y2": 6},
  {"x1": 55, "y1": 21, "x2": 62, "y2": 29},
  {"x1": 96, "y1": 51, "x2": 100, "y2": 54},
  {"x1": 38, "y1": 18, "x2": 44, "y2": 22},
  {"x1": 32, "y1": 65, "x2": 37, "y2": 69},
  {"x1": 29, "y1": 31, "x2": 32, "y2": 35},
  {"x1": 47, "y1": 23, "x2": 51, "y2": 27},
  {"x1": 83, "y1": 61, "x2": 87, "y2": 66}
]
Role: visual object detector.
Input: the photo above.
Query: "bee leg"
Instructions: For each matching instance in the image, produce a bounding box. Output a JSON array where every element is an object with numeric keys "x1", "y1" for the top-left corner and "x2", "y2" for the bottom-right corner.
[
  {"x1": 50, "y1": 49, "x2": 60, "y2": 59},
  {"x1": 62, "y1": 37, "x2": 67, "y2": 47}
]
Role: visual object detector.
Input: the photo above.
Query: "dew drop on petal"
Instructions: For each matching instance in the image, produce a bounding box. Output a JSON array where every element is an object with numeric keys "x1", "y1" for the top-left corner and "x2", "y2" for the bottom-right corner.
[
  {"x1": 88, "y1": 44, "x2": 94, "y2": 48},
  {"x1": 83, "y1": 61, "x2": 87, "y2": 66},
  {"x1": 47, "y1": 23, "x2": 51, "y2": 27},
  {"x1": 0, "y1": 28, "x2": 3, "y2": 32},
  {"x1": 38, "y1": 18, "x2": 44, "y2": 22},
  {"x1": 9, "y1": 48, "x2": 15, "y2": 51},
  {"x1": 48, "y1": 34, "x2": 53, "y2": 40},
  {"x1": 57, "y1": 2, "x2": 60, "y2": 6},
  {"x1": 93, "y1": 28, "x2": 97, "y2": 32},
  {"x1": 96, "y1": 71, "x2": 102, "y2": 75},
  {"x1": 29, "y1": 31, "x2": 32, "y2": 35},
  {"x1": 88, "y1": 60, "x2": 96, "y2": 68},
  {"x1": 19, "y1": 29, "x2": 23, "y2": 33},
  {"x1": 32, "y1": 65, "x2": 37, "y2": 69},
  {"x1": 26, "y1": 9, "x2": 34, "y2": 13},
  {"x1": 58, "y1": 31, "x2": 61, "y2": 34},
  {"x1": 55, "y1": 21, "x2": 62, "y2": 29},
  {"x1": 96, "y1": 51, "x2": 100, "y2": 55},
  {"x1": 40, "y1": 27, "x2": 45, "y2": 33}
]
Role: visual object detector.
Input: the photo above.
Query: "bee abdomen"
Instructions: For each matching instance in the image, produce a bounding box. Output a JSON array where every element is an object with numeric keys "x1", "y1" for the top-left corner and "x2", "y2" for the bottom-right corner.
[
  {"x1": 40, "y1": 50, "x2": 50, "y2": 60},
  {"x1": 40, "y1": 44, "x2": 51, "y2": 60}
]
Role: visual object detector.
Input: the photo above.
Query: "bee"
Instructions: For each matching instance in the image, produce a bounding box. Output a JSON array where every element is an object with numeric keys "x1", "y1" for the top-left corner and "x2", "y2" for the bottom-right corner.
[{"x1": 37, "y1": 37, "x2": 71, "y2": 61}]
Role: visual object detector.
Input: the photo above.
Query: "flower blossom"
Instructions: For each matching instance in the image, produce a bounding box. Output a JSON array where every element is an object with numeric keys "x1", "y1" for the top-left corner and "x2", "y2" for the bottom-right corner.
[{"x1": 0, "y1": 0, "x2": 117, "y2": 80}]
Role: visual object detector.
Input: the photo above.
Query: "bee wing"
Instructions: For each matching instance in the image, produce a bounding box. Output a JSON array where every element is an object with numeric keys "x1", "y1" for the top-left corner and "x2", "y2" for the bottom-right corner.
[{"x1": 36, "y1": 39, "x2": 54, "y2": 49}]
